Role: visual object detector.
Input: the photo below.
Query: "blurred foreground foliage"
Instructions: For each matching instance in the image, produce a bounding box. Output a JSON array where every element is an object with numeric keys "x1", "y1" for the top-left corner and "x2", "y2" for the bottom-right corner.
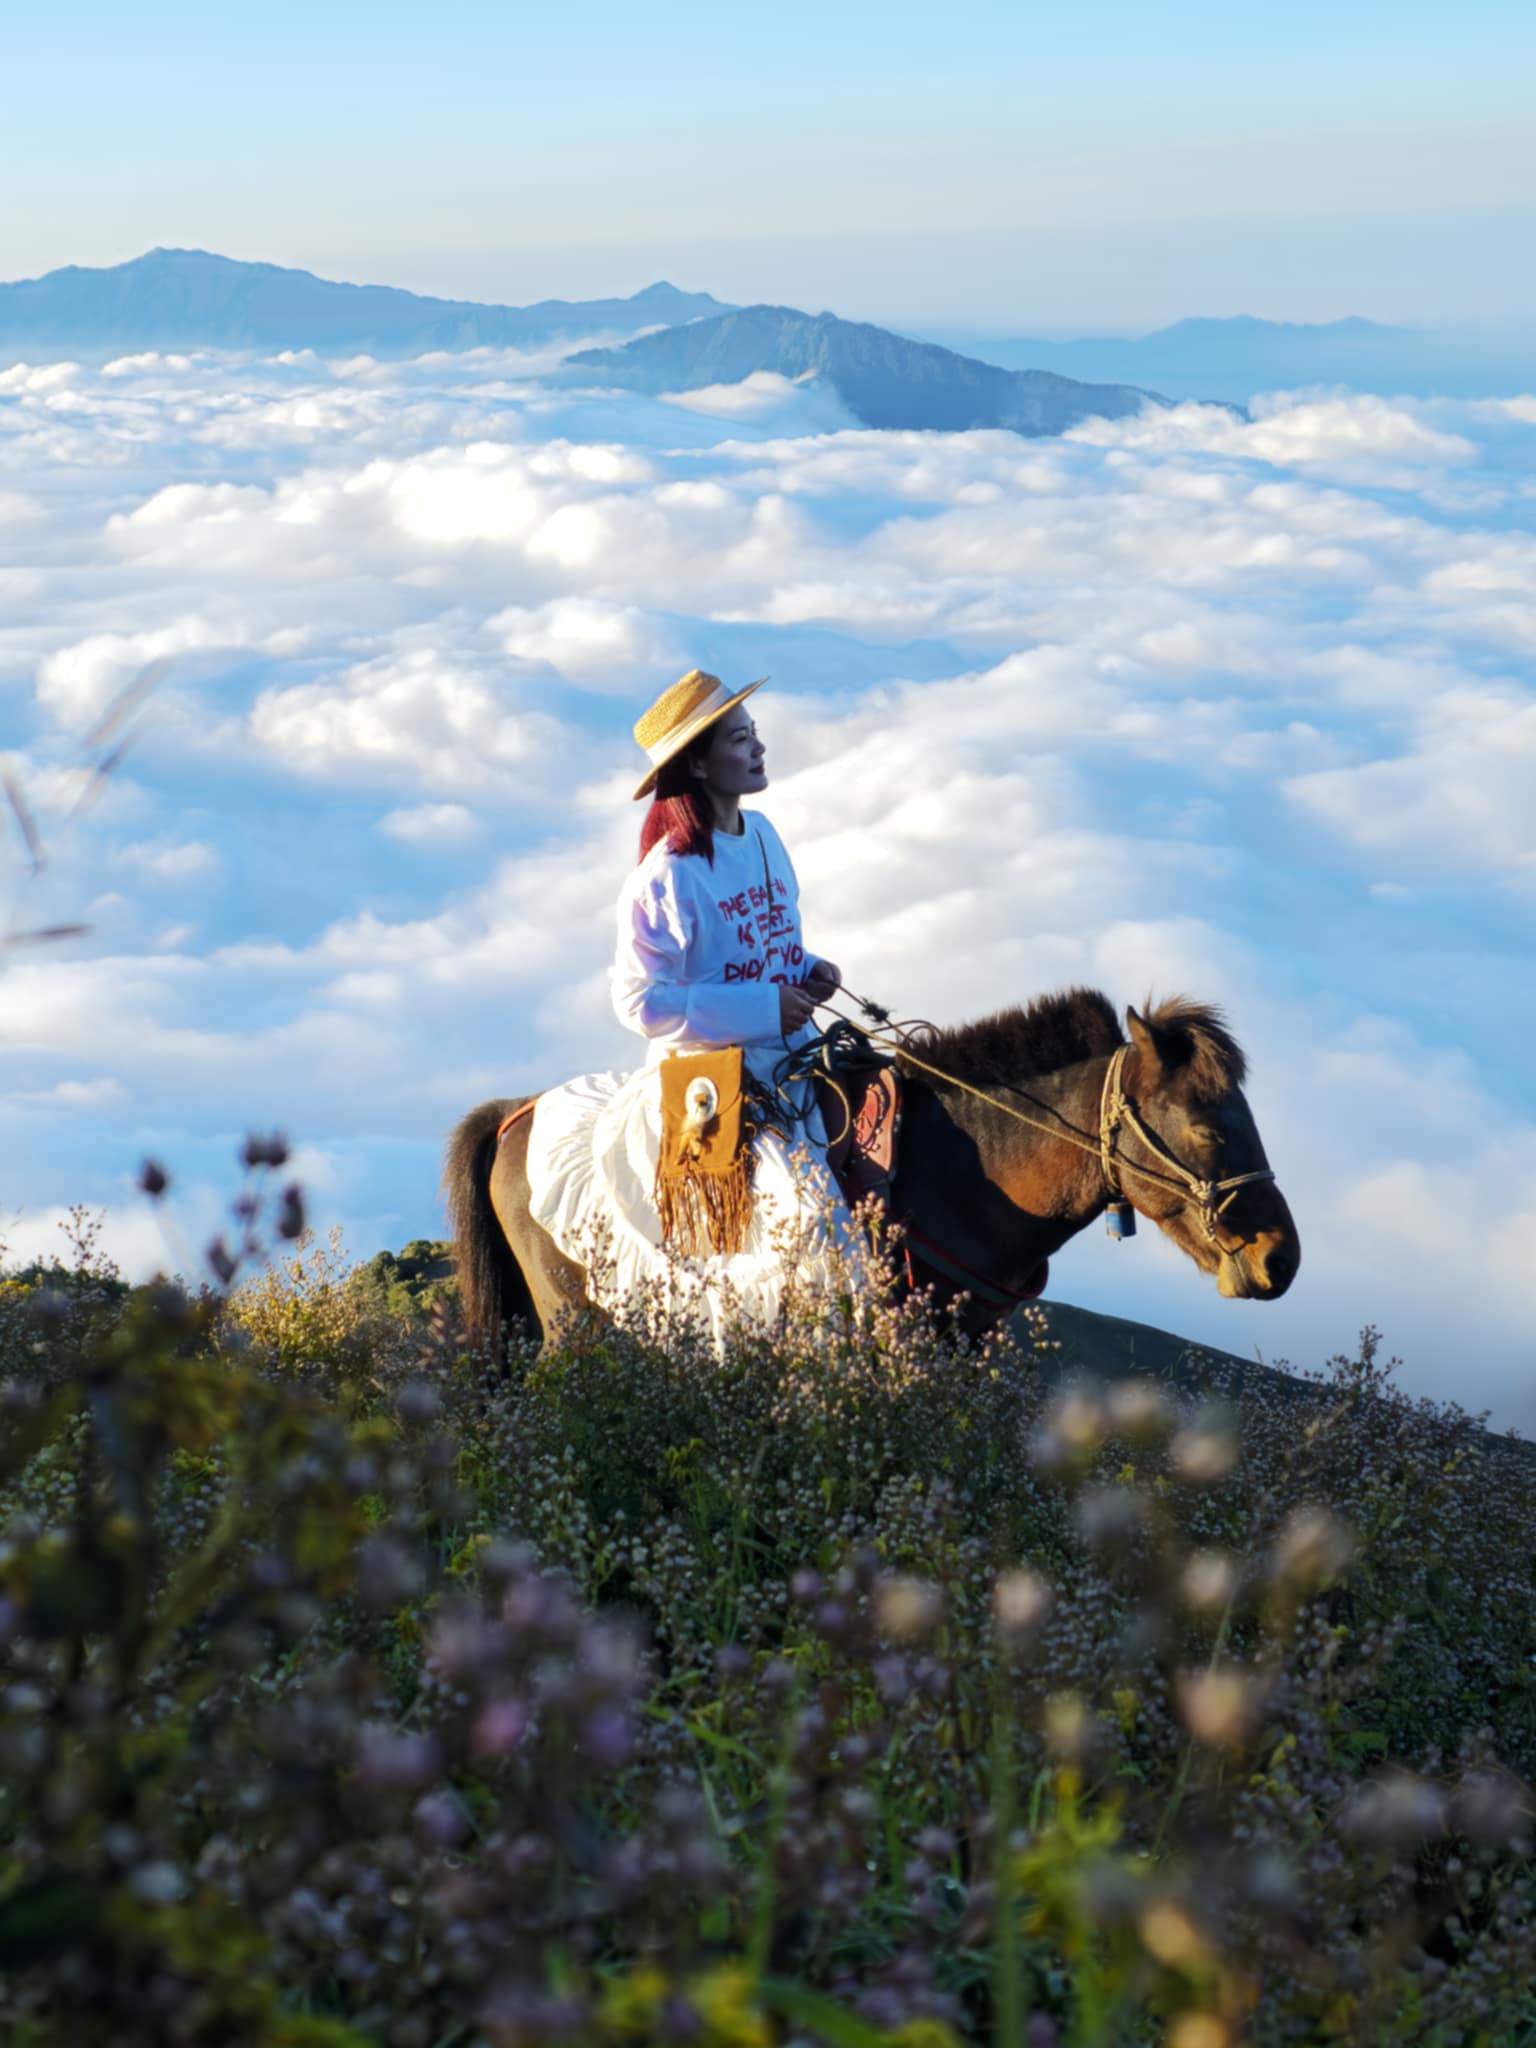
[{"x1": 1, "y1": 1181, "x2": 1534, "y2": 2047}]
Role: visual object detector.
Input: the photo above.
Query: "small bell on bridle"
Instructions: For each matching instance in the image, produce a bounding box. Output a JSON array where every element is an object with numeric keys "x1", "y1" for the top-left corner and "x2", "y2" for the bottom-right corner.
[{"x1": 1100, "y1": 1048, "x2": 1137, "y2": 1241}]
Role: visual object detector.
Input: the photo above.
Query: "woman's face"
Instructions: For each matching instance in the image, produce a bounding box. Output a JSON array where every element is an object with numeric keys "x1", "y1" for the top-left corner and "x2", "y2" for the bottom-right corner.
[{"x1": 693, "y1": 707, "x2": 768, "y2": 800}]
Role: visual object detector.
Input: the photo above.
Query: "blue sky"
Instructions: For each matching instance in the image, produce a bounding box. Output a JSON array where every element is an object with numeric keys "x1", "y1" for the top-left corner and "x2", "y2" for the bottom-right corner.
[{"x1": 6, "y1": 1, "x2": 1535, "y2": 327}]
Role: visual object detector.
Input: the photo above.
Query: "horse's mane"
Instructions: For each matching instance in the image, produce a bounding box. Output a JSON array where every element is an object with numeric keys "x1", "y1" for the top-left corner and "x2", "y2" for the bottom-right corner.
[
  {"x1": 902, "y1": 987, "x2": 1125, "y2": 1088},
  {"x1": 900, "y1": 988, "x2": 1246, "y2": 1097}
]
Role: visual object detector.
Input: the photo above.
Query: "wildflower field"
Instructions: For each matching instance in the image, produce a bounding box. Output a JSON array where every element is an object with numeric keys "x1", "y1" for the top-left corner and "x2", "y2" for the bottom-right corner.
[{"x1": 1, "y1": 1174, "x2": 1534, "y2": 2047}]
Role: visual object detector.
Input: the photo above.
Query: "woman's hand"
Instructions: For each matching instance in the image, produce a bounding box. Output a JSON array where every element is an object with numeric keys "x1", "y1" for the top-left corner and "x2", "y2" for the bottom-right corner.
[
  {"x1": 804, "y1": 958, "x2": 842, "y2": 1002},
  {"x1": 778, "y1": 982, "x2": 818, "y2": 1034}
]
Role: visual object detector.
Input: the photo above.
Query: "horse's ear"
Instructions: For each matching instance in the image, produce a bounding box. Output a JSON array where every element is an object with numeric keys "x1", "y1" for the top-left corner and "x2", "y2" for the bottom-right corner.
[{"x1": 1126, "y1": 1005, "x2": 1170, "y2": 1073}]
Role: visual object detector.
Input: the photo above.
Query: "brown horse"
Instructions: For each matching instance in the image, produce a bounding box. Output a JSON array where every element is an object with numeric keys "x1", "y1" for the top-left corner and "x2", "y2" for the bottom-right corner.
[{"x1": 443, "y1": 989, "x2": 1300, "y2": 1349}]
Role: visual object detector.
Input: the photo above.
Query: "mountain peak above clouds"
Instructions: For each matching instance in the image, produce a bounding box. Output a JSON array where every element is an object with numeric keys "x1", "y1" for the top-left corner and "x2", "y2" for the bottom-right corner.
[
  {"x1": 0, "y1": 249, "x2": 735, "y2": 361},
  {"x1": 569, "y1": 304, "x2": 1163, "y2": 435}
]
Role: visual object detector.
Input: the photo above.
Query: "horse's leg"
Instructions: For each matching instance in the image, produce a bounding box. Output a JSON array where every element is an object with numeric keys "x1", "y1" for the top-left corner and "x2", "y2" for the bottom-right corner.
[{"x1": 489, "y1": 1107, "x2": 592, "y2": 1349}]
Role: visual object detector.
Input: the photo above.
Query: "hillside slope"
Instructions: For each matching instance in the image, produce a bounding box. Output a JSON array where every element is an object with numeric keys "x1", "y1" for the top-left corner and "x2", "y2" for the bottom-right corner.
[{"x1": 1036, "y1": 1296, "x2": 1533, "y2": 1463}]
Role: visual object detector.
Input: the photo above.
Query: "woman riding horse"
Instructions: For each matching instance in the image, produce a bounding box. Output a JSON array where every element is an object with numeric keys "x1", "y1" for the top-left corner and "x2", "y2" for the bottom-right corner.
[
  {"x1": 446, "y1": 673, "x2": 1301, "y2": 1350},
  {"x1": 520, "y1": 669, "x2": 853, "y2": 1334}
]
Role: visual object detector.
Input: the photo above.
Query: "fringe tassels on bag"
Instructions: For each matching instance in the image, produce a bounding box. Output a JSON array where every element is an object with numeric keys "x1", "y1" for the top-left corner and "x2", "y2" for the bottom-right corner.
[
  {"x1": 655, "y1": 1049, "x2": 754, "y2": 1258},
  {"x1": 654, "y1": 1148, "x2": 754, "y2": 1258}
]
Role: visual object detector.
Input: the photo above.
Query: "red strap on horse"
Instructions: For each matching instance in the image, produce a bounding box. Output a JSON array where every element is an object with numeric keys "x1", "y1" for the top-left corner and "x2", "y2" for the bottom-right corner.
[
  {"x1": 899, "y1": 1223, "x2": 1049, "y2": 1312},
  {"x1": 496, "y1": 1100, "x2": 538, "y2": 1145}
]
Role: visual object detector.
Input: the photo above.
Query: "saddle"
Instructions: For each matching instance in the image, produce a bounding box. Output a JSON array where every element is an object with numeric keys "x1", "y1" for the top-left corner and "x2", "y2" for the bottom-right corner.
[{"x1": 813, "y1": 1044, "x2": 904, "y2": 1214}]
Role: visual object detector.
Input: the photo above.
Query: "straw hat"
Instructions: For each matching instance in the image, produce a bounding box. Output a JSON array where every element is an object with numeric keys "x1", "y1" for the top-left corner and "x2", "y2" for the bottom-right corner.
[{"x1": 631, "y1": 668, "x2": 766, "y2": 800}]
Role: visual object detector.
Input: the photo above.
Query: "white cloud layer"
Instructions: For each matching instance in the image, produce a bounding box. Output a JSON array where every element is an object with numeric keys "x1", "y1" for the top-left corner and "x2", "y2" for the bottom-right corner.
[
  {"x1": 487, "y1": 597, "x2": 681, "y2": 691},
  {"x1": 379, "y1": 803, "x2": 480, "y2": 846},
  {"x1": 2, "y1": 349, "x2": 1534, "y2": 1427},
  {"x1": 247, "y1": 645, "x2": 569, "y2": 792},
  {"x1": 660, "y1": 371, "x2": 857, "y2": 431},
  {"x1": 1070, "y1": 394, "x2": 1480, "y2": 479}
]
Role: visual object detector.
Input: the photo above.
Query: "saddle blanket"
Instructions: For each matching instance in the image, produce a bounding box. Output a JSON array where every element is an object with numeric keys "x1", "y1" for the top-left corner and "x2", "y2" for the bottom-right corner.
[{"x1": 524, "y1": 1065, "x2": 859, "y2": 1343}]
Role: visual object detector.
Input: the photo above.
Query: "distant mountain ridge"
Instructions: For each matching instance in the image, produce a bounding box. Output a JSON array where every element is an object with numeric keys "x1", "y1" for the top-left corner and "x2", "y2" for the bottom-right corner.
[
  {"x1": 931, "y1": 313, "x2": 1532, "y2": 404},
  {"x1": 0, "y1": 248, "x2": 734, "y2": 361},
  {"x1": 570, "y1": 305, "x2": 1163, "y2": 435}
]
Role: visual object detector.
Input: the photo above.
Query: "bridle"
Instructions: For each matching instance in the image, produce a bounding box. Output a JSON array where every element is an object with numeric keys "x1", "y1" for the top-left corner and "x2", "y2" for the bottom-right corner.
[{"x1": 1097, "y1": 1043, "x2": 1275, "y2": 1251}]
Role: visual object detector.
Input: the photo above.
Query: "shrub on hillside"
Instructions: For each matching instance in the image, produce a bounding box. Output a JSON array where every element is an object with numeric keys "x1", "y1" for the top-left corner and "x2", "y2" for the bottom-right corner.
[
  {"x1": 228, "y1": 1226, "x2": 376, "y2": 1371},
  {"x1": 0, "y1": 1206, "x2": 132, "y2": 1383},
  {"x1": 347, "y1": 1239, "x2": 459, "y2": 1325}
]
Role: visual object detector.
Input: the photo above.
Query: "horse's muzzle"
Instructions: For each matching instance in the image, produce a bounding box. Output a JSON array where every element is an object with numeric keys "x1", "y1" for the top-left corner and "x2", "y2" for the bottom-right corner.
[{"x1": 1218, "y1": 1226, "x2": 1300, "y2": 1300}]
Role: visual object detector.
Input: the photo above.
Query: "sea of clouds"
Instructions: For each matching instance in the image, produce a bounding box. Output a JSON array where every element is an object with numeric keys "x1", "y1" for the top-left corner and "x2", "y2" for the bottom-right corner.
[{"x1": 2, "y1": 341, "x2": 1533, "y2": 1425}]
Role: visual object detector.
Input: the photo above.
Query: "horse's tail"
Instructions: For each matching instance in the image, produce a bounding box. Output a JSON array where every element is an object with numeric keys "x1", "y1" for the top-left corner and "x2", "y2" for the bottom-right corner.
[{"x1": 443, "y1": 1098, "x2": 536, "y2": 1349}]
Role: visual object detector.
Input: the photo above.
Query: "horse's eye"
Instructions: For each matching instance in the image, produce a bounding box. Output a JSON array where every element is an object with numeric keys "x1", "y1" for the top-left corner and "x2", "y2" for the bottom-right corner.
[{"x1": 1191, "y1": 1127, "x2": 1221, "y2": 1150}]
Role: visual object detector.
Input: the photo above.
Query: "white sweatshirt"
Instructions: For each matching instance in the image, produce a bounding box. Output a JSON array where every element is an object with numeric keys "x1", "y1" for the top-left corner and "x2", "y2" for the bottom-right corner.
[{"x1": 611, "y1": 812, "x2": 817, "y2": 1079}]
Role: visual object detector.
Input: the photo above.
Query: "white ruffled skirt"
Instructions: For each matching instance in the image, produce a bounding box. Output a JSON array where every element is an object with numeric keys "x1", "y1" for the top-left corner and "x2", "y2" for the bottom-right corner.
[{"x1": 525, "y1": 1063, "x2": 856, "y2": 1343}]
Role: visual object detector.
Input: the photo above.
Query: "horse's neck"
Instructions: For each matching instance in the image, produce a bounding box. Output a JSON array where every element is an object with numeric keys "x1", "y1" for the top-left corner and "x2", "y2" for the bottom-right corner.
[
  {"x1": 923, "y1": 1055, "x2": 1108, "y2": 1229},
  {"x1": 897, "y1": 1054, "x2": 1110, "y2": 1283}
]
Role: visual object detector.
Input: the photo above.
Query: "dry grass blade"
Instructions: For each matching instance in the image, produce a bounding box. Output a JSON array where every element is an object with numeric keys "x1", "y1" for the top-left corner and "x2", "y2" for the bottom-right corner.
[
  {"x1": 1, "y1": 923, "x2": 92, "y2": 949},
  {"x1": 70, "y1": 731, "x2": 141, "y2": 820},
  {"x1": 85, "y1": 655, "x2": 173, "y2": 751},
  {"x1": 2, "y1": 769, "x2": 46, "y2": 876}
]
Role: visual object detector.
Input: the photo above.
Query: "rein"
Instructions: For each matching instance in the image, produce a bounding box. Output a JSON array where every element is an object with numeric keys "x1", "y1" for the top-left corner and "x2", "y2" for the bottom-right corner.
[{"x1": 814, "y1": 994, "x2": 1274, "y2": 1254}]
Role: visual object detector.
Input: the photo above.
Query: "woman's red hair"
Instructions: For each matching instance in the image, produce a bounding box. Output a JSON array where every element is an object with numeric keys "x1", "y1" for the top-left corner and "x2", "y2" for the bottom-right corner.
[{"x1": 638, "y1": 740, "x2": 717, "y2": 864}]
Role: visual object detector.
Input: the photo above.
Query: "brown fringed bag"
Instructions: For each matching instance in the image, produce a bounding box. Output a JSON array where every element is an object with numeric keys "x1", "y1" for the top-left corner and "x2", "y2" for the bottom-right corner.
[{"x1": 655, "y1": 1047, "x2": 755, "y2": 1257}]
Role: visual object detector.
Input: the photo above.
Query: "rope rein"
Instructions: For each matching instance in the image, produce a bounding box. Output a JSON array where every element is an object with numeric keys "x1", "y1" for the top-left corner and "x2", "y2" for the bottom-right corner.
[{"x1": 804, "y1": 988, "x2": 1273, "y2": 1250}]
